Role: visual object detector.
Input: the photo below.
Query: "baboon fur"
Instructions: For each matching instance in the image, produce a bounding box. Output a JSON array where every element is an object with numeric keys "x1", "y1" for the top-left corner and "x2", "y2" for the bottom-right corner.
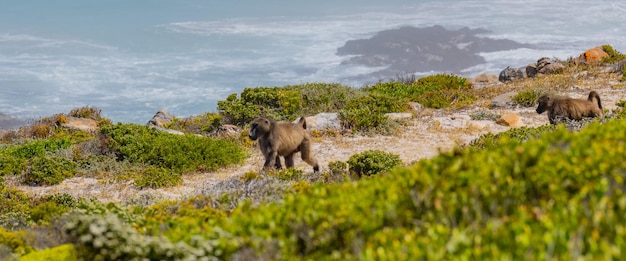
[
  {"x1": 248, "y1": 117, "x2": 320, "y2": 172},
  {"x1": 536, "y1": 91, "x2": 603, "y2": 124}
]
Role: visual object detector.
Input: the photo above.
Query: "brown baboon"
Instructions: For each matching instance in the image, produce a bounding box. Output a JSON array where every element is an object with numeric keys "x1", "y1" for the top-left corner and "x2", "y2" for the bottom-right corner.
[
  {"x1": 248, "y1": 116, "x2": 320, "y2": 172},
  {"x1": 536, "y1": 91, "x2": 603, "y2": 124}
]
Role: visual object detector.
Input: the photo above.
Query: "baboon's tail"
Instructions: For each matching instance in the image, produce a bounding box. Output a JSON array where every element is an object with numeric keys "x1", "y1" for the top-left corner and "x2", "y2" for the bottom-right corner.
[{"x1": 588, "y1": 91, "x2": 602, "y2": 109}]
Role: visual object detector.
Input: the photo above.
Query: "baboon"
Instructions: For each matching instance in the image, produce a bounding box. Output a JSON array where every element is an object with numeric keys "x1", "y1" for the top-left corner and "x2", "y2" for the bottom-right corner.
[
  {"x1": 248, "y1": 116, "x2": 320, "y2": 172},
  {"x1": 536, "y1": 91, "x2": 603, "y2": 124}
]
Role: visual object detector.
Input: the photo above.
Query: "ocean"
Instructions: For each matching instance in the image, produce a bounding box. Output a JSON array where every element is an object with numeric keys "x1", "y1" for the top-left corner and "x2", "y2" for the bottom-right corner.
[{"x1": 1, "y1": 0, "x2": 625, "y2": 124}]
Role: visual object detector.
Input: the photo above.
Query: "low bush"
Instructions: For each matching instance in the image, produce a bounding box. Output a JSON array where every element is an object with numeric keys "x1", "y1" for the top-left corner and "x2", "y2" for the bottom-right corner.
[
  {"x1": 338, "y1": 93, "x2": 405, "y2": 131},
  {"x1": 21, "y1": 156, "x2": 77, "y2": 186},
  {"x1": 133, "y1": 166, "x2": 182, "y2": 189},
  {"x1": 19, "y1": 244, "x2": 78, "y2": 261},
  {"x1": 0, "y1": 227, "x2": 34, "y2": 256},
  {"x1": 512, "y1": 89, "x2": 547, "y2": 107},
  {"x1": 347, "y1": 150, "x2": 402, "y2": 177},
  {"x1": 601, "y1": 44, "x2": 626, "y2": 64},
  {"x1": 101, "y1": 123, "x2": 247, "y2": 173}
]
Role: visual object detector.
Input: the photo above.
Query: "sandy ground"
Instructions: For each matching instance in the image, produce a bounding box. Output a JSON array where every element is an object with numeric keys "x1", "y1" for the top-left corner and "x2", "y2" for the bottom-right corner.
[{"x1": 9, "y1": 85, "x2": 626, "y2": 203}]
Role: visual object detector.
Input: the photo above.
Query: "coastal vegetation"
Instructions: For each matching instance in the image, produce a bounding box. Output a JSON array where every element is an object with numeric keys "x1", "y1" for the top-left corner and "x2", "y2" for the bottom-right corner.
[{"x1": 1, "y1": 45, "x2": 626, "y2": 260}]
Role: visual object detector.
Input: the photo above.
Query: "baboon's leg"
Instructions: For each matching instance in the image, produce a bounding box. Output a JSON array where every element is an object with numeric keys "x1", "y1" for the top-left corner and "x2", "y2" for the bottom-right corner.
[
  {"x1": 274, "y1": 156, "x2": 282, "y2": 169},
  {"x1": 300, "y1": 138, "x2": 320, "y2": 172},
  {"x1": 284, "y1": 154, "x2": 295, "y2": 168},
  {"x1": 264, "y1": 150, "x2": 278, "y2": 170}
]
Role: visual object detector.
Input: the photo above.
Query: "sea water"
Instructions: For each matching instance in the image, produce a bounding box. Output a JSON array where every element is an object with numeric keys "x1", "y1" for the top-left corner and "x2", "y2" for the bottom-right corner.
[{"x1": 1, "y1": 0, "x2": 624, "y2": 123}]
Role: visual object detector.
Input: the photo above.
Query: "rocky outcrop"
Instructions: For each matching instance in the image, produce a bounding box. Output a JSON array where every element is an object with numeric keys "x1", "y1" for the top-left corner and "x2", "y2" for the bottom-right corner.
[
  {"x1": 496, "y1": 112, "x2": 523, "y2": 127},
  {"x1": 491, "y1": 91, "x2": 518, "y2": 108},
  {"x1": 61, "y1": 117, "x2": 99, "y2": 132},
  {"x1": 337, "y1": 25, "x2": 532, "y2": 79},
  {"x1": 499, "y1": 66, "x2": 526, "y2": 82},
  {"x1": 468, "y1": 73, "x2": 500, "y2": 88},
  {"x1": 147, "y1": 109, "x2": 174, "y2": 127},
  {"x1": 577, "y1": 46, "x2": 609, "y2": 64},
  {"x1": 526, "y1": 57, "x2": 565, "y2": 78},
  {"x1": 302, "y1": 113, "x2": 341, "y2": 130}
]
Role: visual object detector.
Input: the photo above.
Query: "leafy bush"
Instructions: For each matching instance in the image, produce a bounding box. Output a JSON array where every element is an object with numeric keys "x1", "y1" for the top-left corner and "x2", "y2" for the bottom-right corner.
[
  {"x1": 469, "y1": 124, "x2": 558, "y2": 150},
  {"x1": 21, "y1": 156, "x2": 77, "y2": 186},
  {"x1": 101, "y1": 123, "x2": 247, "y2": 173},
  {"x1": 415, "y1": 73, "x2": 469, "y2": 89},
  {"x1": 347, "y1": 150, "x2": 402, "y2": 177},
  {"x1": 601, "y1": 44, "x2": 626, "y2": 64},
  {"x1": 512, "y1": 89, "x2": 547, "y2": 107},
  {"x1": 270, "y1": 168, "x2": 304, "y2": 181},
  {"x1": 469, "y1": 111, "x2": 501, "y2": 121},
  {"x1": 65, "y1": 213, "x2": 219, "y2": 260},
  {"x1": 19, "y1": 244, "x2": 78, "y2": 261},
  {"x1": 338, "y1": 93, "x2": 404, "y2": 131},
  {"x1": 218, "y1": 83, "x2": 361, "y2": 126},
  {"x1": 30, "y1": 201, "x2": 70, "y2": 225},
  {"x1": 166, "y1": 112, "x2": 223, "y2": 134},
  {"x1": 297, "y1": 83, "x2": 361, "y2": 115},
  {"x1": 133, "y1": 166, "x2": 182, "y2": 189},
  {"x1": 0, "y1": 227, "x2": 34, "y2": 256}
]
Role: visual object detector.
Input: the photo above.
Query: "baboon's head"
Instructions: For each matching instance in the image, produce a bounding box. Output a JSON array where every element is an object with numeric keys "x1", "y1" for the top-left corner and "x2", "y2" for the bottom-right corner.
[
  {"x1": 248, "y1": 117, "x2": 271, "y2": 141},
  {"x1": 536, "y1": 95, "x2": 551, "y2": 114}
]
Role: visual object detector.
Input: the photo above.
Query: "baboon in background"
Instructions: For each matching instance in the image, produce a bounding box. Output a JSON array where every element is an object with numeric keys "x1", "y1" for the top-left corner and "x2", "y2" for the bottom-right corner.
[
  {"x1": 536, "y1": 91, "x2": 603, "y2": 124},
  {"x1": 248, "y1": 116, "x2": 320, "y2": 172}
]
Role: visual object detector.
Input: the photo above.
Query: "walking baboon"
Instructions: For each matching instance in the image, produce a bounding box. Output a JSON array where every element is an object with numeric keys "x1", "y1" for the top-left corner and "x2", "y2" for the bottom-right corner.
[
  {"x1": 536, "y1": 91, "x2": 603, "y2": 124},
  {"x1": 248, "y1": 117, "x2": 320, "y2": 172}
]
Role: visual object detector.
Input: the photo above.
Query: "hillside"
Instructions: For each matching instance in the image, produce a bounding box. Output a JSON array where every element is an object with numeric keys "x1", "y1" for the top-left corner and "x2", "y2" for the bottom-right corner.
[{"x1": 1, "y1": 46, "x2": 626, "y2": 260}]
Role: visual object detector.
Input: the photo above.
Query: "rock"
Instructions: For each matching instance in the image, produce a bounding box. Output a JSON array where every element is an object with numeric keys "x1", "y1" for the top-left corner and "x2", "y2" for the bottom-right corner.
[
  {"x1": 149, "y1": 126, "x2": 184, "y2": 135},
  {"x1": 496, "y1": 112, "x2": 523, "y2": 127},
  {"x1": 433, "y1": 114, "x2": 472, "y2": 130},
  {"x1": 407, "y1": 102, "x2": 424, "y2": 112},
  {"x1": 210, "y1": 124, "x2": 240, "y2": 137},
  {"x1": 468, "y1": 73, "x2": 500, "y2": 88},
  {"x1": 603, "y1": 58, "x2": 626, "y2": 73},
  {"x1": 61, "y1": 117, "x2": 98, "y2": 132},
  {"x1": 491, "y1": 91, "x2": 518, "y2": 108},
  {"x1": 147, "y1": 109, "x2": 174, "y2": 127},
  {"x1": 525, "y1": 63, "x2": 538, "y2": 78},
  {"x1": 499, "y1": 66, "x2": 526, "y2": 82},
  {"x1": 302, "y1": 113, "x2": 341, "y2": 130},
  {"x1": 536, "y1": 57, "x2": 564, "y2": 74},
  {"x1": 385, "y1": 113, "x2": 413, "y2": 120},
  {"x1": 576, "y1": 46, "x2": 608, "y2": 64}
]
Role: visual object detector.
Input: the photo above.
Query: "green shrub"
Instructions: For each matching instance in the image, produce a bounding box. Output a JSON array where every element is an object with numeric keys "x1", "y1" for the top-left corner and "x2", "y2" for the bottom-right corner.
[
  {"x1": 415, "y1": 88, "x2": 476, "y2": 108},
  {"x1": 30, "y1": 201, "x2": 70, "y2": 224},
  {"x1": 0, "y1": 227, "x2": 34, "y2": 256},
  {"x1": 166, "y1": 112, "x2": 224, "y2": 134},
  {"x1": 101, "y1": 123, "x2": 247, "y2": 173},
  {"x1": 2, "y1": 138, "x2": 72, "y2": 159},
  {"x1": 0, "y1": 154, "x2": 26, "y2": 176},
  {"x1": 347, "y1": 150, "x2": 402, "y2": 177},
  {"x1": 512, "y1": 89, "x2": 547, "y2": 107},
  {"x1": 65, "y1": 213, "x2": 211, "y2": 260},
  {"x1": 218, "y1": 83, "x2": 362, "y2": 126},
  {"x1": 297, "y1": 83, "x2": 361, "y2": 114},
  {"x1": 21, "y1": 156, "x2": 77, "y2": 186},
  {"x1": 601, "y1": 44, "x2": 626, "y2": 64},
  {"x1": 133, "y1": 167, "x2": 182, "y2": 189},
  {"x1": 270, "y1": 168, "x2": 304, "y2": 181},
  {"x1": 19, "y1": 244, "x2": 78, "y2": 261},
  {"x1": 469, "y1": 111, "x2": 501, "y2": 121},
  {"x1": 338, "y1": 93, "x2": 404, "y2": 131},
  {"x1": 415, "y1": 73, "x2": 469, "y2": 89},
  {"x1": 469, "y1": 124, "x2": 558, "y2": 150},
  {"x1": 0, "y1": 185, "x2": 31, "y2": 216}
]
